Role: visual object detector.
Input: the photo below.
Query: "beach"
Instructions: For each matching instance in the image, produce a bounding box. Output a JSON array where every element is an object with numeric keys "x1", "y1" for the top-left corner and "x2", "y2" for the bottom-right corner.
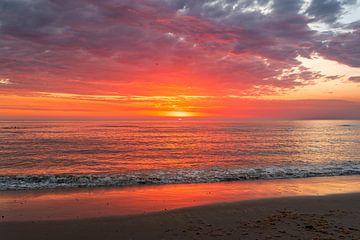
[
  {"x1": 1, "y1": 176, "x2": 360, "y2": 239},
  {"x1": 1, "y1": 192, "x2": 360, "y2": 240}
]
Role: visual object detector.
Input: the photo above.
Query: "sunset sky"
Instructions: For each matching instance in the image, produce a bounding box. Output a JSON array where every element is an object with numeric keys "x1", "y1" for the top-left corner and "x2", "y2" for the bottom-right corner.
[{"x1": 1, "y1": 0, "x2": 360, "y2": 119}]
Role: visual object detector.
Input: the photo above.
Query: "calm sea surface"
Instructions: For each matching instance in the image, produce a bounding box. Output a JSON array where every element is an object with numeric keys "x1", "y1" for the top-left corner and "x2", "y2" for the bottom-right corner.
[{"x1": 0, "y1": 120, "x2": 359, "y2": 190}]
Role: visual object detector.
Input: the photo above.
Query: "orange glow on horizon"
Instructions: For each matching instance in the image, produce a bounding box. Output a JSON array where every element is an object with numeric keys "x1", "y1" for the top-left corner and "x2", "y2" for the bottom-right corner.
[
  {"x1": 1, "y1": 92, "x2": 360, "y2": 120},
  {"x1": 163, "y1": 111, "x2": 198, "y2": 118}
]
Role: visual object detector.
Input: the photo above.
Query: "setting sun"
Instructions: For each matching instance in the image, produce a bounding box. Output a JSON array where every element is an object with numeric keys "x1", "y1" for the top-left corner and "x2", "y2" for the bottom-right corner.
[{"x1": 165, "y1": 111, "x2": 196, "y2": 118}]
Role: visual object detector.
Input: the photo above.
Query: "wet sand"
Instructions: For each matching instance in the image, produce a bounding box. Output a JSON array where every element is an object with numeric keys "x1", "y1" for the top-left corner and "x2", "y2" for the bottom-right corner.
[
  {"x1": 1, "y1": 176, "x2": 360, "y2": 222},
  {"x1": 1, "y1": 192, "x2": 360, "y2": 239}
]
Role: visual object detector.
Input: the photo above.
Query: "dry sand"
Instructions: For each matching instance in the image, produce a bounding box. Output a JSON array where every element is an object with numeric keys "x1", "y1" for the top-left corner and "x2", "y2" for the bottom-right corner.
[{"x1": 1, "y1": 192, "x2": 360, "y2": 240}]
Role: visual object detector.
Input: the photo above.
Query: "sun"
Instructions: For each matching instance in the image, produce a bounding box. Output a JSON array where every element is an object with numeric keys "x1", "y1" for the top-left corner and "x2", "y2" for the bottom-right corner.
[{"x1": 165, "y1": 111, "x2": 194, "y2": 118}]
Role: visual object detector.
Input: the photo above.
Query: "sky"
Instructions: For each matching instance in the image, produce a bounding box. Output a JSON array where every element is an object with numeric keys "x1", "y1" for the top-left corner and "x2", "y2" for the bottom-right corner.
[{"x1": 0, "y1": 0, "x2": 360, "y2": 119}]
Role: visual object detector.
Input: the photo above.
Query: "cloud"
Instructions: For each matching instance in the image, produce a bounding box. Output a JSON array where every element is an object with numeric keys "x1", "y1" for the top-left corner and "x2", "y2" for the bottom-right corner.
[
  {"x1": 0, "y1": 78, "x2": 11, "y2": 85},
  {"x1": 348, "y1": 76, "x2": 360, "y2": 82},
  {"x1": 305, "y1": 0, "x2": 343, "y2": 23},
  {"x1": 316, "y1": 28, "x2": 360, "y2": 67},
  {"x1": 305, "y1": 0, "x2": 358, "y2": 24},
  {"x1": 0, "y1": 0, "x2": 359, "y2": 96}
]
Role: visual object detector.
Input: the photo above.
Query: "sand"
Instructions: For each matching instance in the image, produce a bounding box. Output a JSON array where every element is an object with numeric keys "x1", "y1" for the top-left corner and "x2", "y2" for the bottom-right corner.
[
  {"x1": 1, "y1": 192, "x2": 360, "y2": 240},
  {"x1": 2, "y1": 176, "x2": 360, "y2": 222}
]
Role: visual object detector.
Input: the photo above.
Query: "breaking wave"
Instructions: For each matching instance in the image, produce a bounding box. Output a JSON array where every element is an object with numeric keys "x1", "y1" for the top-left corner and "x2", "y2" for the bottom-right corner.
[{"x1": 1, "y1": 161, "x2": 359, "y2": 190}]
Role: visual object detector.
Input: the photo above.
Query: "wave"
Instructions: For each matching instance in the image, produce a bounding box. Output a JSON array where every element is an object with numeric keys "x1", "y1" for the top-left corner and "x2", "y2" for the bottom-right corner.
[{"x1": 1, "y1": 161, "x2": 359, "y2": 190}]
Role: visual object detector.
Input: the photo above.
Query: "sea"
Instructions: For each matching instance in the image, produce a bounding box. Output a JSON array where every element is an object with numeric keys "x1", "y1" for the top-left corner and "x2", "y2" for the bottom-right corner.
[{"x1": 0, "y1": 120, "x2": 359, "y2": 190}]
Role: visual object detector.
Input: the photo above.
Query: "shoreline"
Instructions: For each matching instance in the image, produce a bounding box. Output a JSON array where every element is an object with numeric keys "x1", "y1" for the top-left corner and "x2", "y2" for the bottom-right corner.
[
  {"x1": 1, "y1": 192, "x2": 360, "y2": 239},
  {"x1": 1, "y1": 175, "x2": 360, "y2": 222},
  {"x1": 1, "y1": 172, "x2": 360, "y2": 192}
]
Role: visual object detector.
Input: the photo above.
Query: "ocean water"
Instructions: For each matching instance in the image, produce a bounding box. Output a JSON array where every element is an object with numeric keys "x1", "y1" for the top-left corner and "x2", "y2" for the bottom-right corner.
[{"x1": 0, "y1": 120, "x2": 359, "y2": 190}]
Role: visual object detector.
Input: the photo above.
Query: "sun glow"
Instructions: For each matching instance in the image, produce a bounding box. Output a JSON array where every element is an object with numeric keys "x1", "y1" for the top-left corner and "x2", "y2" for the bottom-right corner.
[{"x1": 165, "y1": 111, "x2": 195, "y2": 118}]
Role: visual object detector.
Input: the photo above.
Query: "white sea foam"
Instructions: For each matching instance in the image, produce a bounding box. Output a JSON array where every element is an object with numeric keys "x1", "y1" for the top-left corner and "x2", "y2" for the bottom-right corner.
[{"x1": 1, "y1": 161, "x2": 359, "y2": 190}]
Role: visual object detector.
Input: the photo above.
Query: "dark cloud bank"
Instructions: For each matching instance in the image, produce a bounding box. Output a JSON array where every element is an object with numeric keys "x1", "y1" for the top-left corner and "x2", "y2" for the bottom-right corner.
[{"x1": 0, "y1": 0, "x2": 359, "y2": 95}]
